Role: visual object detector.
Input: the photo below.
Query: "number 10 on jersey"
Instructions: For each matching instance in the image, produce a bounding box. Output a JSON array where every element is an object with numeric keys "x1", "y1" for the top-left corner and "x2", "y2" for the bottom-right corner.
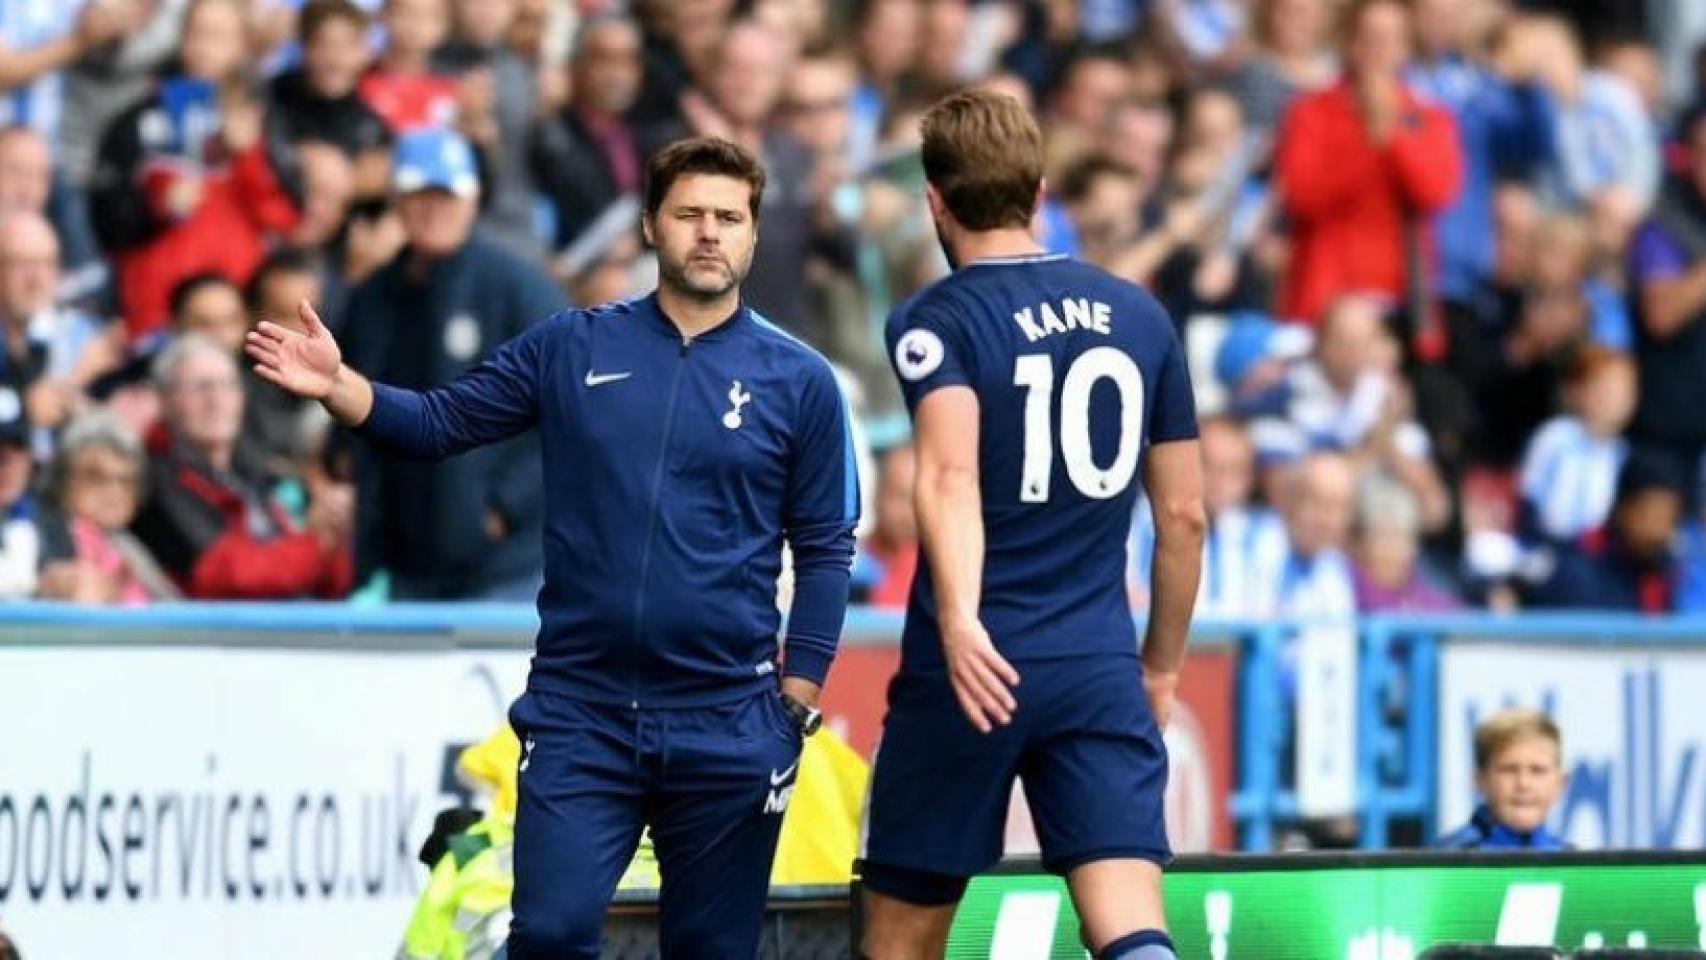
[{"x1": 1013, "y1": 347, "x2": 1145, "y2": 503}]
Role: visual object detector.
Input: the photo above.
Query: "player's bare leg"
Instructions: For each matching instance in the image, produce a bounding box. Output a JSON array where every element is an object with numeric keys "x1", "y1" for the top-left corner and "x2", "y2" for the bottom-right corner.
[
  {"x1": 1067, "y1": 858, "x2": 1174, "y2": 958},
  {"x1": 859, "y1": 890, "x2": 957, "y2": 960}
]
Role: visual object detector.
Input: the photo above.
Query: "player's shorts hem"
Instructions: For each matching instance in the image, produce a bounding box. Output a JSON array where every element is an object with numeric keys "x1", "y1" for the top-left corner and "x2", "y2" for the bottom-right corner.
[
  {"x1": 858, "y1": 859, "x2": 971, "y2": 907},
  {"x1": 1043, "y1": 845, "x2": 1173, "y2": 876}
]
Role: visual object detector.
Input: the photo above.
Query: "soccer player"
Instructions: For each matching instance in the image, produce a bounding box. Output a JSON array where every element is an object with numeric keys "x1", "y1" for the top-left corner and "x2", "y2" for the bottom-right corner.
[
  {"x1": 246, "y1": 137, "x2": 859, "y2": 959},
  {"x1": 860, "y1": 91, "x2": 1205, "y2": 960}
]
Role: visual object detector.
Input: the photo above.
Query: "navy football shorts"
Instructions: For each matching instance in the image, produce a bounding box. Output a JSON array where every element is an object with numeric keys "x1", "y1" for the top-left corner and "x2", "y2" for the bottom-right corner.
[{"x1": 861, "y1": 654, "x2": 1170, "y2": 904}]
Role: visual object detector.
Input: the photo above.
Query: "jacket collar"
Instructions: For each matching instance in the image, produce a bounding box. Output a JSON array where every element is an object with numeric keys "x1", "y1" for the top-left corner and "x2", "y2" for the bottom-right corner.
[{"x1": 639, "y1": 292, "x2": 747, "y2": 344}]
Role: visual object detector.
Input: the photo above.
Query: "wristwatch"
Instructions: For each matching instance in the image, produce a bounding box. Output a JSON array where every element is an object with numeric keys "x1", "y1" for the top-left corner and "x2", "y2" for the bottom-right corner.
[{"x1": 780, "y1": 694, "x2": 823, "y2": 736}]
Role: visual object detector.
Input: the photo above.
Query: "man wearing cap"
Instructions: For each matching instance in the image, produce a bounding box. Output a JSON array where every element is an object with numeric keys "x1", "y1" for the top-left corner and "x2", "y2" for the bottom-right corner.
[{"x1": 336, "y1": 127, "x2": 564, "y2": 600}]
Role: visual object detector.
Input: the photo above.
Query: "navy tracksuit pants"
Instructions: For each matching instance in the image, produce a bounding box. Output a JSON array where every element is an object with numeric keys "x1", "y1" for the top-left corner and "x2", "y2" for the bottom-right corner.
[{"x1": 504, "y1": 687, "x2": 803, "y2": 958}]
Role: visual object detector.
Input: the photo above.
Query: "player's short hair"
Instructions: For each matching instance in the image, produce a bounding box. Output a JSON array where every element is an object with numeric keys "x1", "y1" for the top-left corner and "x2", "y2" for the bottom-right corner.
[
  {"x1": 1473, "y1": 708, "x2": 1561, "y2": 771},
  {"x1": 644, "y1": 137, "x2": 766, "y2": 221},
  {"x1": 920, "y1": 90, "x2": 1044, "y2": 231},
  {"x1": 298, "y1": 0, "x2": 370, "y2": 45}
]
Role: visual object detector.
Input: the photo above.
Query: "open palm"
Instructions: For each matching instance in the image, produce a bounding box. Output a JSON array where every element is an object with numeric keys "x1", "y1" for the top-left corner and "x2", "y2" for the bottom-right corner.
[{"x1": 246, "y1": 300, "x2": 342, "y2": 399}]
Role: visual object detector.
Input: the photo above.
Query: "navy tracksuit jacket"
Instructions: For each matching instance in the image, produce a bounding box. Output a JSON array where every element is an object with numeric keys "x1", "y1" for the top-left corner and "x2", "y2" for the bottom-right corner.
[{"x1": 356, "y1": 293, "x2": 859, "y2": 957}]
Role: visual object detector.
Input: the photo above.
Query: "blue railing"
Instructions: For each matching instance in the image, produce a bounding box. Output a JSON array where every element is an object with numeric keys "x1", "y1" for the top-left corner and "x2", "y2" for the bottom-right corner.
[{"x1": 1224, "y1": 612, "x2": 1706, "y2": 851}]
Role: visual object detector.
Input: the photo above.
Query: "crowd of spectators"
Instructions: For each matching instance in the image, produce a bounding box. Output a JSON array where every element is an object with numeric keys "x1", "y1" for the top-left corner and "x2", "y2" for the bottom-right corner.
[{"x1": 0, "y1": 0, "x2": 1702, "y2": 615}]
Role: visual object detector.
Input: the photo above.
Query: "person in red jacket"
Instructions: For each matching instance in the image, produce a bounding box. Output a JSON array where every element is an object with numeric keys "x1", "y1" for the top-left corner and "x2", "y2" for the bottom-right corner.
[
  {"x1": 131, "y1": 334, "x2": 351, "y2": 599},
  {"x1": 1274, "y1": 0, "x2": 1463, "y2": 329},
  {"x1": 88, "y1": 0, "x2": 303, "y2": 344}
]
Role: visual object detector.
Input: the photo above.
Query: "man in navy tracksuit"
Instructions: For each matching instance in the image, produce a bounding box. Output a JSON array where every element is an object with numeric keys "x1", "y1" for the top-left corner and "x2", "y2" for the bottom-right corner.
[{"x1": 247, "y1": 138, "x2": 859, "y2": 958}]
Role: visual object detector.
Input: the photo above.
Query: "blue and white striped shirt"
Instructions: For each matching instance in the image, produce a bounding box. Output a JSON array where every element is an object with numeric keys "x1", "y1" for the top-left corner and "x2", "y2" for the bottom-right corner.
[
  {"x1": 0, "y1": 0, "x2": 86, "y2": 138},
  {"x1": 1519, "y1": 415, "x2": 1627, "y2": 543}
]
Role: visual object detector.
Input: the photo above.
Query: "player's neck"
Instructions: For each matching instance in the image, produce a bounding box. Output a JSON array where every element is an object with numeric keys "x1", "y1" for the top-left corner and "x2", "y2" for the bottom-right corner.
[
  {"x1": 657, "y1": 284, "x2": 741, "y2": 341},
  {"x1": 948, "y1": 228, "x2": 1046, "y2": 268}
]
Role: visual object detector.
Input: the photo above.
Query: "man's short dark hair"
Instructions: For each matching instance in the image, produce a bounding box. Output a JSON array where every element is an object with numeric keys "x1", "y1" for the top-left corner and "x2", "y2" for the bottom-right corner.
[
  {"x1": 169, "y1": 271, "x2": 240, "y2": 323},
  {"x1": 245, "y1": 247, "x2": 318, "y2": 308},
  {"x1": 299, "y1": 0, "x2": 370, "y2": 46},
  {"x1": 1057, "y1": 154, "x2": 1138, "y2": 206},
  {"x1": 643, "y1": 137, "x2": 767, "y2": 221},
  {"x1": 920, "y1": 90, "x2": 1044, "y2": 230}
]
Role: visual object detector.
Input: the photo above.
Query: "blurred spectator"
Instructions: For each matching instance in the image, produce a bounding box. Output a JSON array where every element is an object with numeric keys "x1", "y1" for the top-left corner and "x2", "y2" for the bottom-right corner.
[
  {"x1": 849, "y1": 0, "x2": 921, "y2": 170},
  {"x1": 265, "y1": 0, "x2": 390, "y2": 198},
  {"x1": 781, "y1": 41, "x2": 897, "y2": 405},
  {"x1": 1288, "y1": 295, "x2": 1451, "y2": 533},
  {"x1": 169, "y1": 272, "x2": 246, "y2": 356},
  {"x1": 37, "y1": 411, "x2": 176, "y2": 602},
  {"x1": 1351, "y1": 471, "x2": 1460, "y2": 612},
  {"x1": 1517, "y1": 15, "x2": 1657, "y2": 226},
  {"x1": 1099, "y1": 95, "x2": 1173, "y2": 195},
  {"x1": 1672, "y1": 455, "x2": 1706, "y2": 614},
  {"x1": 1459, "y1": 211, "x2": 1596, "y2": 467},
  {"x1": 1048, "y1": 44, "x2": 1133, "y2": 146},
  {"x1": 683, "y1": 18, "x2": 854, "y2": 349},
  {"x1": 1134, "y1": 86, "x2": 1274, "y2": 322},
  {"x1": 1531, "y1": 448, "x2": 1683, "y2": 612},
  {"x1": 0, "y1": 389, "x2": 39, "y2": 599},
  {"x1": 1227, "y1": 0, "x2": 1337, "y2": 139},
  {"x1": 243, "y1": 248, "x2": 322, "y2": 473},
  {"x1": 1059, "y1": 155, "x2": 1144, "y2": 273},
  {"x1": 0, "y1": 126, "x2": 107, "y2": 307},
  {"x1": 59, "y1": 0, "x2": 189, "y2": 189},
  {"x1": 1213, "y1": 312, "x2": 1312, "y2": 419},
  {"x1": 0, "y1": 928, "x2": 14, "y2": 960},
  {"x1": 528, "y1": 15, "x2": 663, "y2": 251},
  {"x1": 90, "y1": 0, "x2": 302, "y2": 342},
  {"x1": 1437, "y1": 707, "x2": 1568, "y2": 850},
  {"x1": 861, "y1": 442, "x2": 917, "y2": 609},
  {"x1": 1407, "y1": 0, "x2": 1551, "y2": 324},
  {"x1": 0, "y1": 211, "x2": 115, "y2": 446},
  {"x1": 1274, "y1": 450, "x2": 1358, "y2": 617},
  {"x1": 1628, "y1": 110, "x2": 1706, "y2": 474},
  {"x1": 132, "y1": 333, "x2": 352, "y2": 598},
  {"x1": 1136, "y1": 416, "x2": 1288, "y2": 617},
  {"x1": 289, "y1": 141, "x2": 359, "y2": 254},
  {"x1": 0, "y1": 0, "x2": 141, "y2": 141},
  {"x1": 1517, "y1": 345, "x2": 1635, "y2": 544},
  {"x1": 1274, "y1": 0, "x2": 1462, "y2": 328},
  {"x1": 435, "y1": 0, "x2": 543, "y2": 260},
  {"x1": 360, "y1": 0, "x2": 458, "y2": 133},
  {"x1": 340, "y1": 128, "x2": 563, "y2": 600}
]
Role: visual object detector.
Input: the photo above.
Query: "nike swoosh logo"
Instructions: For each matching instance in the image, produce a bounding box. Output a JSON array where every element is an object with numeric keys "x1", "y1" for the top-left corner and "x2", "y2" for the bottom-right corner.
[
  {"x1": 770, "y1": 762, "x2": 798, "y2": 786},
  {"x1": 585, "y1": 370, "x2": 631, "y2": 387}
]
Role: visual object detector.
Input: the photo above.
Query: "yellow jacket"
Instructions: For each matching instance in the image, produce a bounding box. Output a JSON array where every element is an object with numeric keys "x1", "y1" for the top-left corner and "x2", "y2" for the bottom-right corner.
[{"x1": 400, "y1": 722, "x2": 869, "y2": 958}]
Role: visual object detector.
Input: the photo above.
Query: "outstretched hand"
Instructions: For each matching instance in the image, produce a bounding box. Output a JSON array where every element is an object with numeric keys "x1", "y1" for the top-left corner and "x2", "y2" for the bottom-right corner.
[{"x1": 245, "y1": 300, "x2": 343, "y2": 400}]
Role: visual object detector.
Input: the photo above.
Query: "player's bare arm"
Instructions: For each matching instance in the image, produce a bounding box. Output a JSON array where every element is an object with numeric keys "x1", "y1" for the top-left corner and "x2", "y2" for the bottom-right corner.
[
  {"x1": 914, "y1": 385, "x2": 1020, "y2": 734},
  {"x1": 245, "y1": 299, "x2": 375, "y2": 426},
  {"x1": 1140, "y1": 439, "x2": 1206, "y2": 729}
]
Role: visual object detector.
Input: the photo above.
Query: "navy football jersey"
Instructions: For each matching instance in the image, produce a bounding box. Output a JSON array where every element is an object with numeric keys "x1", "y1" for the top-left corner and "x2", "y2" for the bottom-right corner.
[{"x1": 886, "y1": 253, "x2": 1198, "y2": 672}]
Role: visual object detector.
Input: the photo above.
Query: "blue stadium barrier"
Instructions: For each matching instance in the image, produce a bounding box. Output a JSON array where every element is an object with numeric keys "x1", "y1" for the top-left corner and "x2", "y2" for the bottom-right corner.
[
  {"x1": 6, "y1": 602, "x2": 1705, "y2": 851},
  {"x1": 1228, "y1": 613, "x2": 1706, "y2": 851}
]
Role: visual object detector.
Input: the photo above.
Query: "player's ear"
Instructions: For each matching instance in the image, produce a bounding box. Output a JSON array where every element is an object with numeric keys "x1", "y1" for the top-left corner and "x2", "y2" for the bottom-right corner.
[
  {"x1": 1033, "y1": 179, "x2": 1047, "y2": 220},
  {"x1": 641, "y1": 213, "x2": 655, "y2": 248},
  {"x1": 923, "y1": 182, "x2": 945, "y2": 222}
]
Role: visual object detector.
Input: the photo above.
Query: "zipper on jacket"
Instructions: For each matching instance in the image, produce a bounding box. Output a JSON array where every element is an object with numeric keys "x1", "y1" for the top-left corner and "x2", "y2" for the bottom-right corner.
[{"x1": 630, "y1": 338, "x2": 692, "y2": 709}]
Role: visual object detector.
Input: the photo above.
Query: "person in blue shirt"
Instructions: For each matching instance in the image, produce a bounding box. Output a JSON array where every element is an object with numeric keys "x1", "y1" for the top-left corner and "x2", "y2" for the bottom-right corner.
[
  {"x1": 1437, "y1": 707, "x2": 1570, "y2": 850},
  {"x1": 247, "y1": 136, "x2": 860, "y2": 959},
  {"x1": 859, "y1": 91, "x2": 1205, "y2": 960}
]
